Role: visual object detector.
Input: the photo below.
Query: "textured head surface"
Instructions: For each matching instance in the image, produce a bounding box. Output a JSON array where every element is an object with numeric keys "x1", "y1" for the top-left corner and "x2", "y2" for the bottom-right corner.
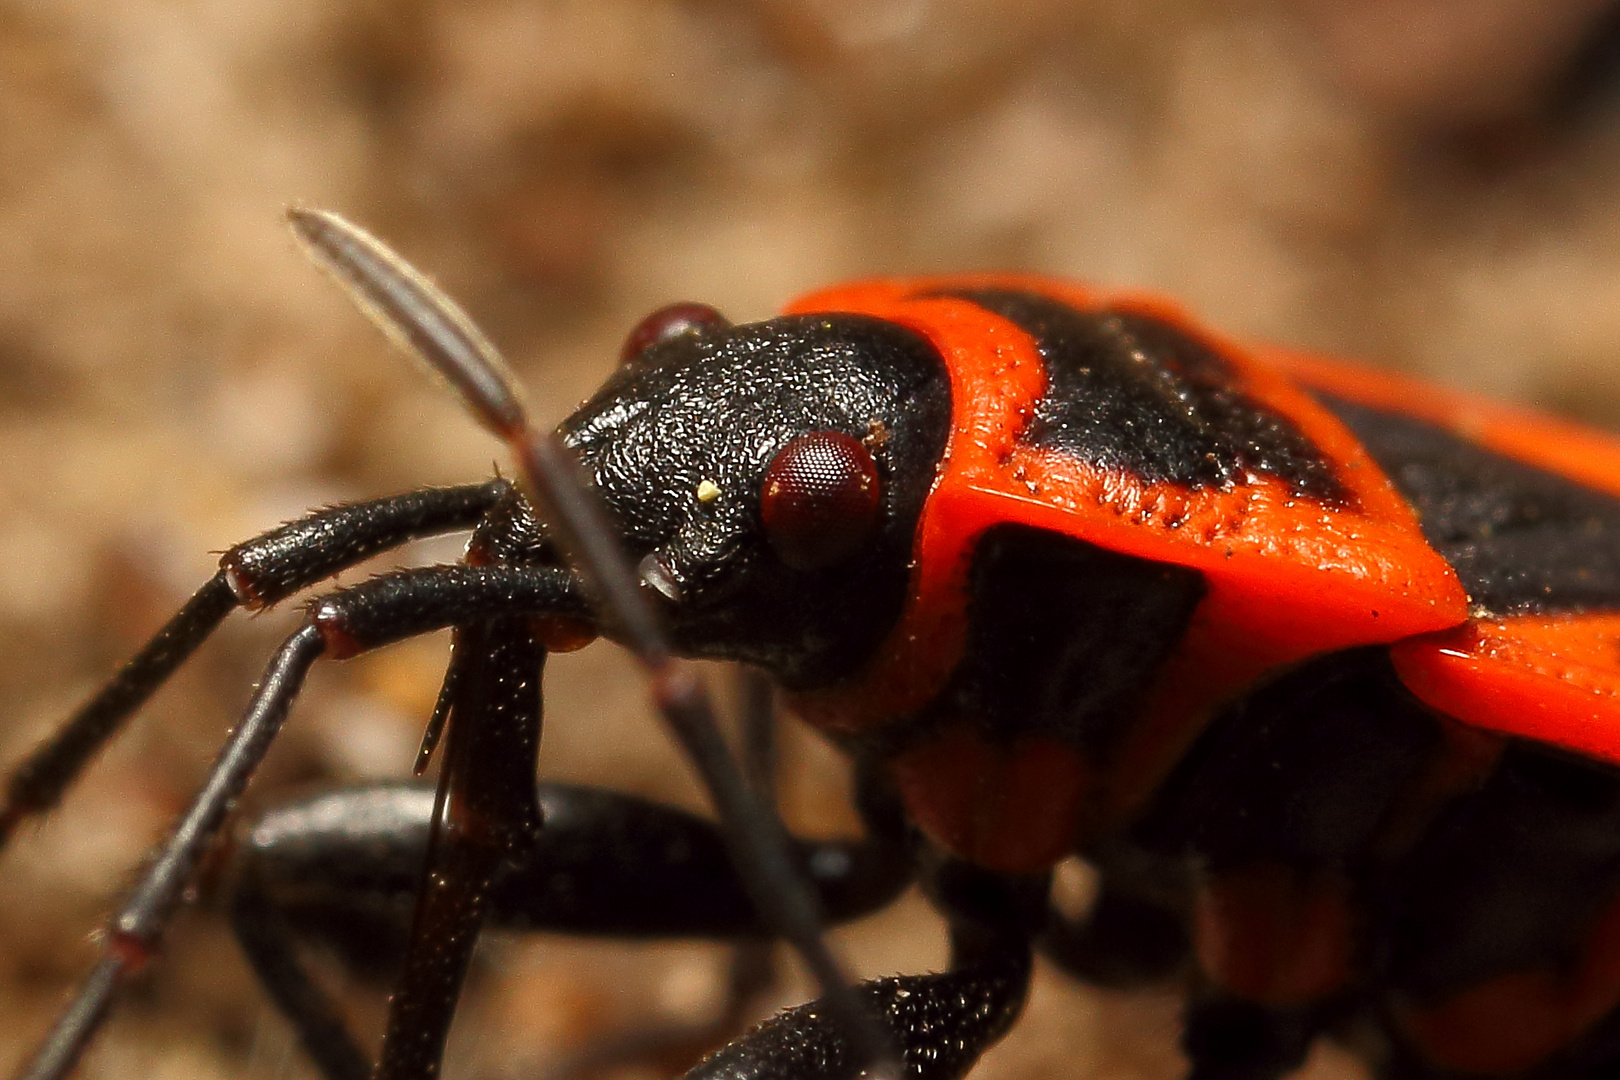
[{"x1": 560, "y1": 313, "x2": 950, "y2": 686}]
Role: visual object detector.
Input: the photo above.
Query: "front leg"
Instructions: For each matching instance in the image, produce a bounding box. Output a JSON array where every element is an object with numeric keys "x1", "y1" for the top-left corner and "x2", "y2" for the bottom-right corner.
[
  {"x1": 12, "y1": 560, "x2": 593, "y2": 1080},
  {"x1": 0, "y1": 481, "x2": 509, "y2": 852}
]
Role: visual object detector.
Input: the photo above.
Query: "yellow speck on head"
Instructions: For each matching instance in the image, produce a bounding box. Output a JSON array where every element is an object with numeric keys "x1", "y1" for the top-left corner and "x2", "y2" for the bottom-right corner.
[{"x1": 696, "y1": 479, "x2": 722, "y2": 503}]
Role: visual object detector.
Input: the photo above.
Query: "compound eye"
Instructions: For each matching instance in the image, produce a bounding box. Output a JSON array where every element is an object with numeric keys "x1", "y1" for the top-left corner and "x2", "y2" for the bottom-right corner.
[
  {"x1": 760, "y1": 431, "x2": 882, "y2": 571},
  {"x1": 620, "y1": 302, "x2": 730, "y2": 365}
]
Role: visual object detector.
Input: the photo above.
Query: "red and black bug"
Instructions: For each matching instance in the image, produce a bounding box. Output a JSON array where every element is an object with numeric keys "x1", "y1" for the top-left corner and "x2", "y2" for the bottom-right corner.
[{"x1": 9, "y1": 214, "x2": 1620, "y2": 1080}]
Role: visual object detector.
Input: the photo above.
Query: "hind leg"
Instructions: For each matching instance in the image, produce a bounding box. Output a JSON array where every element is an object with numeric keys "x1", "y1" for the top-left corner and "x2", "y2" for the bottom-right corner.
[{"x1": 231, "y1": 766, "x2": 914, "y2": 1080}]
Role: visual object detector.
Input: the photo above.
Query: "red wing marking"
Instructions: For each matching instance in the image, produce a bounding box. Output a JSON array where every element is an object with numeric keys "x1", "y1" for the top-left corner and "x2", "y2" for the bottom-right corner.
[
  {"x1": 1275, "y1": 347, "x2": 1620, "y2": 763},
  {"x1": 1392, "y1": 614, "x2": 1620, "y2": 765},
  {"x1": 787, "y1": 277, "x2": 1468, "y2": 743}
]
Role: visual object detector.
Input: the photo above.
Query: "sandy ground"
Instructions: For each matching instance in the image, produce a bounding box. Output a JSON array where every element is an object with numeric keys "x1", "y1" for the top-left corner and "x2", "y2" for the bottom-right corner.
[{"x1": 5, "y1": 2, "x2": 1620, "y2": 1078}]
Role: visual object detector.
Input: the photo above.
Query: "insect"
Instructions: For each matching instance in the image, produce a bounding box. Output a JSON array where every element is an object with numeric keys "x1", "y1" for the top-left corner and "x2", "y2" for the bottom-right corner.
[{"x1": 8, "y1": 208, "x2": 1620, "y2": 1080}]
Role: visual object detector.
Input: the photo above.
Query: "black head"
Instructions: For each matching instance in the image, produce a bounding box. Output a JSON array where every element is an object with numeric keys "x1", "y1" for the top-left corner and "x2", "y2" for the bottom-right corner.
[{"x1": 559, "y1": 310, "x2": 951, "y2": 688}]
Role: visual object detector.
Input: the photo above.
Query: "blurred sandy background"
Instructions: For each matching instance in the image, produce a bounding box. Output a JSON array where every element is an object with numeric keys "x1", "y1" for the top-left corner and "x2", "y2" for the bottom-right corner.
[{"x1": 5, "y1": 1, "x2": 1620, "y2": 1078}]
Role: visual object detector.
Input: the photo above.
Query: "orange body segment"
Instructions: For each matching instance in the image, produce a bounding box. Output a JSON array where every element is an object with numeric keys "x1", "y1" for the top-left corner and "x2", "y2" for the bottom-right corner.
[{"x1": 786, "y1": 276, "x2": 1472, "y2": 867}]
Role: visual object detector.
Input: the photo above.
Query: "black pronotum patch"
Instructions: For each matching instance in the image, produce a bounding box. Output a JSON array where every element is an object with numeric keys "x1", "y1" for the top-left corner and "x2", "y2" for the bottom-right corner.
[{"x1": 941, "y1": 289, "x2": 1348, "y2": 504}]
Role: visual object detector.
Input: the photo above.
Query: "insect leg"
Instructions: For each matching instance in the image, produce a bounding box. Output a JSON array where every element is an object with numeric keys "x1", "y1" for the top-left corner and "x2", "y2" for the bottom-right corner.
[
  {"x1": 228, "y1": 775, "x2": 912, "y2": 1080},
  {"x1": 1038, "y1": 843, "x2": 1190, "y2": 988},
  {"x1": 684, "y1": 859, "x2": 1041, "y2": 1080},
  {"x1": 714, "y1": 666, "x2": 782, "y2": 1047},
  {"x1": 0, "y1": 481, "x2": 509, "y2": 853},
  {"x1": 738, "y1": 666, "x2": 777, "y2": 796},
  {"x1": 1040, "y1": 887, "x2": 1189, "y2": 988},
  {"x1": 541, "y1": 667, "x2": 785, "y2": 1080},
  {"x1": 235, "y1": 614, "x2": 538, "y2": 1080},
  {"x1": 290, "y1": 207, "x2": 896, "y2": 1075},
  {"x1": 1181, "y1": 994, "x2": 1316, "y2": 1080},
  {"x1": 16, "y1": 625, "x2": 327, "y2": 1080},
  {"x1": 12, "y1": 561, "x2": 590, "y2": 1080},
  {"x1": 377, "y1": 614, "x2": 548, "y2": 1080},
  {"x1": 231, "y1": 861, "x2": 373, "y2": 1080},
  {"x1": 0, "y1": 576, "x2": 236, "y2": 851}
]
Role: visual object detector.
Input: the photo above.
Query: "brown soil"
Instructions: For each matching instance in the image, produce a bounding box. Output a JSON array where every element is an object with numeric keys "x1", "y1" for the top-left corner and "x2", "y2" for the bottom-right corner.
[{"x1": 5, "y1": 3, "x2": 1620, "y2": 1078}]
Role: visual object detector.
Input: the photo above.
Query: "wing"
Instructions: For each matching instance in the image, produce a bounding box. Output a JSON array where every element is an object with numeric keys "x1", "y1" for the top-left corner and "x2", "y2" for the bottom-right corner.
[{"x1": 1275, "y1": 348, "x2": 1620, "y2": 763}]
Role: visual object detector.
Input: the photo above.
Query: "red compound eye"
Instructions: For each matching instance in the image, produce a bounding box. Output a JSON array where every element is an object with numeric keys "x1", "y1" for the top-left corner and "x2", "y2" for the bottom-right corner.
[
  {"x1": 760, "y1": 431, "x2": 883, "y2": 571},
  {"x1": 620, "y1": 302, "x2": 730, "y2": 365}
]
